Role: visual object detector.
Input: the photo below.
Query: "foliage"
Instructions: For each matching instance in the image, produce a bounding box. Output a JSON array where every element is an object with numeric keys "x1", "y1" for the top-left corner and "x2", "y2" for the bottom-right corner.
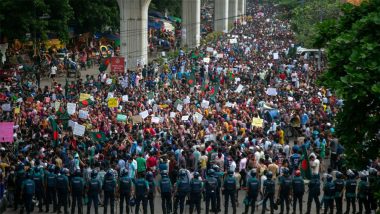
[
  {"x1": 315, "y1": 0, "x2": 380, "y2": 168},
  {"x1": 289, "y1": 0, "x2": 341, "y2": 47},
  {"x1": 0, "y1": 0, "x2": 72, "y2": 42},
  {"x1": 151, "y1": 0, "x2": 182, "y2": 18},
  {"x1": 69, "y1": 0, "x2": 119, "y2": 34}
]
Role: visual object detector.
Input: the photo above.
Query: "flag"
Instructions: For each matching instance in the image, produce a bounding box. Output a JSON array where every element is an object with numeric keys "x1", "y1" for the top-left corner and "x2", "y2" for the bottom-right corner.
[
  {"x1": 228, "y1": 70, "x2": 235, "y2": 81},
  {"x1": 90, "y1": 132, "x2": 108, "y2": 143},
  {"x1": 56, "y1": 107, "x2": 70, "y2": 130},
  {"x1": 78, "y1": 98, "x2": 94, "y2": 108},
  {"x1": 49, "y1": 117, "x2": 59, "y2": 144},
  {"x1": 300, "y1": 145, "x2": 312, "y2": 179},
  {"x1": 188, "y1": 72, "x2": 196, "y2": 87},
  {"x1": 201, "y1": 80, "x2": 208, "y2": 91},
  {"x1": 209, "y1": 85, "x2": 219, "y2": 98}
]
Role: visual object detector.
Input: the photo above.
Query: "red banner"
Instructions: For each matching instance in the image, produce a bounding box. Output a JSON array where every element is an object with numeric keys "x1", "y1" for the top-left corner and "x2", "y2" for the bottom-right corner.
[{"x1": 111, "y1": 57, "x2": 125, "y2": 73}]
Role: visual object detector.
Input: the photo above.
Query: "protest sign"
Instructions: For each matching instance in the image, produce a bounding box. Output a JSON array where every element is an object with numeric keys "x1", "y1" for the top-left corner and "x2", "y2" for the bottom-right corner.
[
  {"x1": 122, "y1": 95, "x2": 128, "y2": 102},
  {"x1": 177, "y1": 104, "x2": 183, "y2": 112},
  {"x1": 151, "y1": 116, "x2": 160, "y2": 124},
  {"x1": 251, "y1": 117, "x2": 264, "y2": 128},
  {"x1": 117, "y1": 114, "x2": 127, "y2": 122},
  {"x1": 79, "y1": 93, "x2": 91, "y2": 101},
  {"x1": 73, "y1": 123, "x2": 85, "y2": 136},
  {"x1": 170, "y1": 112, "x2": 176, "y2": 118},
  {"x1": 111, "y1": 57, "x2": 125, "y2": 73},
  {"x1": 108, "y1": 98, "x2": 118, "y2": 108},
  {"x1": 67, "y1": 103, "x2": 76, "y2": 115},
  {"x1": 206, "y1": 47, "x2": 214, "y2": 52},
  {"x1": 132, "y1": 115, "x2": 143, "y2": 124},
  {"x1": 273, "y1": 52, "x2": 279, "y2": 60},
  {"x1": 14, "y1": 107, "x2": 20, "y2": 114},
  {"x1": 181, "y1": 115, "x2": 189, "y2": 121},
  {"x1": 1, "y1": 103, "x2": 11, "y2": 111},
  {"x1": 78, "y1": 110, "x2": 89, "y2": 119},
  {"x1": 54, "y1": 101, "x2": 60, "y2": 111},
  {"x1": 201, "y1": 100, "x2": 209, "y2": 109},
  {"x1": 266, "y1": 88, "x2": 278, "y2": 96},
  {"x1": 139, "y1": 110, "x2": 149, "y2": 119},
  {"x1": 0, "y1": 122, "x2": 13, "y2": 143},
  {"x1": 235, "y1": 84, "x2": 244, "y2": 93},
  {"x1": 194, "y1": 112, "x2": 203, "y2": 123},
  {"x1": 203, "y1": 58, "x2": 210, "y2": 63}
]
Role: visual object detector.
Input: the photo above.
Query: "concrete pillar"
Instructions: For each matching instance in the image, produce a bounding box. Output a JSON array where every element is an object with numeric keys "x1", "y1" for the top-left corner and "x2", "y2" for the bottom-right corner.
[
  {"x1": 182, "y1": 0, "x2": 201, "y2": 48},
  {"x1": 118, "y1": 0, "x2": 151, "y2": 69},
  {"x1": 214, "y1": 0, "x2": 229, "y2": 33},
  {"x1": 238, "y1": 0, "x2": 246, "y2": 16},
  {"x1": 228, "y1": 0, "x2": 238, "y2": 29}
]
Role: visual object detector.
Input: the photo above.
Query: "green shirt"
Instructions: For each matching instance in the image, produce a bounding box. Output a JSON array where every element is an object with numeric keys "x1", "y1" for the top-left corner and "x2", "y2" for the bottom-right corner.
[{"x1": 136, "y1": 157, "x2": 146, "y2": 173}]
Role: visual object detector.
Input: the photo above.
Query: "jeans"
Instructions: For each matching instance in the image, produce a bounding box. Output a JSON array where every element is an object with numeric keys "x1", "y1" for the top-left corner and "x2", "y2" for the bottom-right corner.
[{"x1": 103, "y1": 191, "x2": 115, "y2": 214}]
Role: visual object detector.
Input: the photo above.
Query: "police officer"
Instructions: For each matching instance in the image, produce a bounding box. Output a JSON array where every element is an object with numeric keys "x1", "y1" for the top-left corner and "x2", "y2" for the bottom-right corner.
[
  {"x1": 56, "y1": 168, "x2": 70, "y2": 214},
  {"x1": 357, "y1": 171, "x2": 370, "y2": 214},
  {"x1": 323, "y1": 174, "x2": 335, "y2": 214},
  {"x1": 21, "y1": 172, "x2": 35, "y2": 214},
  {"x1": 244, "y1": 169, "x2": 260, "y2": 214},
  {"x1": 15, "y1": 163, "x2": 25, "y2": 211},
  {"x1": 291, "y1": 170, "x2": 304, "y2": 214},
  {"x1": 158, "y1": 170, "x2": 172, "y2": 214},
  {"x1": 145, "y1": 171, "x2": 155, "y2": 214},
  {"x1": 45, "y1": 165, "x2": 57, "y2": 213},
  {"x1": 189, "y1": 171, "x2": 202, "y2": 214},
  {"x1": 174, "y1": 170, "x2": 190, "y2": 214},
  {"x1": 134, "y1": 172, "x2": 149, "y2": 214},
  {"x1": 103, "y1": 169, "x2": 116, "y2": 214},
  {"x1": 278, "y1": 168, "x2": 292, "y2": 214},
  {"x1": 119, "y1": 168, "x2": 133, "y2": 214},
  {"x1": 87, "y1": 170, "x2": 101, "y2": 214},
  {"x1": 33, "y1": 166, "x2": 45, "y2": 212},
  {"x1": 306, "y1": 172, "x2": 321, "y2": 214},
  {"x1": 223, "y1": 169, "x2": 237, "y2": 214},
  {"x1": 71, "y1": 169, "x2": 85, "y2": 214},
  {"x1": 204, "y1": 169, "x2": 218, "y2": 214},
  {"x1": 368, "y1": 168, "x2": 378, "y2": 213},
  {"x1": 212, "y1": 165, "x2": 223, "y2": 213},
  {"x1": 261, "y1": 171, "x2": 275, "y2": 214},
  {"x1": 344, "y1": 170, "x2": 356, "y2": 214},
  {"x1": 334, "y1": 171, "x2": 345, "y2": 214}
]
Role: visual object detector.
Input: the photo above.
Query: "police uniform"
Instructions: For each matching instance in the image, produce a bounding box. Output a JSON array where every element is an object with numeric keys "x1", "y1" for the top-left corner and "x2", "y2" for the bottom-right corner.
[
  {"x1": 358, "y1": 176, "x2": 370, "y2": 214},
  {"x1": 21, "y1": 174, "x2": 35, "y2": 214},
  {"x1": 33, "y1": 168, "x2": 44, "y2": 212},
  {"x1": 278, "y1": 173, "x2": 292, "y2": 214},
  {"x1": 103, "y1": 172, "x2": 116, "y2": 214},
  {"x1": 45, "y1": 169, "x2": 57, "y2": 212},
  {"x1": 223, "y1": 171, "x2": 237, "y2": 214},
  {"x1": 261, "y1": 172, "x2": 275, "y2": 214},
  {"x1": 323, "y1": 176, "x2": 335, "y2": 214},
  {"x1": 189, "y1": 175, "x2": 202, "y2": 214},
  {"x1": 244, "y1": 173, "x2": 260, "y2": 214},
  {"x1": 159, "y1": 173, "x2": 172, "y2": 214},
  {"x1": 119, "y1": 173, "x2": 133, "y2": 214},
  {"x1": 344, "y1": 173, "x2": 357, "y2": 214},
  {"x1": 87, "y1": 175, "x2": 101, "y2": 214},
  {"x1": 15, "y1": 164, "x2": 25, "y2": 210},
  {"x1": 71, "y1": 172, "x2": 85, "y2": 214},
  {"x1": 333, "y1": 173, "x2": 345, "y2": 214},
  {"x1": 134, "y1": 177, "x2": 149, "y2": 214},
  {"x1": 204, "y1": 170, "x2": 218, "y2": 214},
  {"x1": 146, "y1": 174, "x2": 156, "y2": 214},
  {"x1": 174, "y1": 174, "x2": 190, "y2": 214},
  {"x1": 56, "y1": 171, "x2": 69, "y2": 214},
  {"x1": 214, "y1": 170, "x2": 223, "y2": 212},
  {"x1": 291, "y1": 174, "x2": 304, "y2": 214},
  {"x1": 306, "y1": 174, "x2": 321, "y2": 214}
]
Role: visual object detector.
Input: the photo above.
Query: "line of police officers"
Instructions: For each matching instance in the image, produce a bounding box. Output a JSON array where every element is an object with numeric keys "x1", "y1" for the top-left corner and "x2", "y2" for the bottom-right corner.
[{"x1": 11, "y1": 162, "x2": 379, "y2": 214}]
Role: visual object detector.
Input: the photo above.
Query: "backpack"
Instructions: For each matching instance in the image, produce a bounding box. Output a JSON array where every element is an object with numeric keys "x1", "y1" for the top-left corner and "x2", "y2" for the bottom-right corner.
[
  {"x1": 46, "y1": 173, "x2": 57, "y2": 188},
  {"x1": 225, "y1": 176, "x2": 236, "y2": 191},
  {"x1": 24, "y1": 179, "x2": 35, "y2": 195},
  {"x1": 160, "y1": 178, "x2": 171, "y2": 193},
  {"x1": 190, "y1": 179, "x2": 202, "y2": 193},
  {"x1": 248, "y1": 178, "x2": 260, "y2": 197},
  {"x1": 119, "y1": 177, "x2": 132, "y2": 194},
  {"x1": 135, "y1": 179, "x2": 147, "y2": 197}
]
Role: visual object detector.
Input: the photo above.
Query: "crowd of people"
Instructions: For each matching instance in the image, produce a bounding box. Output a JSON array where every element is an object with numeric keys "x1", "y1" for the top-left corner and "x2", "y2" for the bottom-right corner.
[{"x1": 0, "y1": 1, "x2": 379, "y2": 214}]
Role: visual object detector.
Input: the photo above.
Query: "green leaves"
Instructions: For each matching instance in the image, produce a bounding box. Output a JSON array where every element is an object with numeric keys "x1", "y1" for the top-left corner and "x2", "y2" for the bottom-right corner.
[{"x1": 316, "y1": 0, "x2": 380, "y2": 169}]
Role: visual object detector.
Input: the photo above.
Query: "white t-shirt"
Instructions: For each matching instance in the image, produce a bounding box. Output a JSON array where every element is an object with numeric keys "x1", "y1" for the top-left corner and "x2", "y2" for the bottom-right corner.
[
  {"x1": 311, "y1": 158, "x2": 320, "y2": 175},
  {"x1": 51, "y1": 66, "x2": 57, "y2": 75}
]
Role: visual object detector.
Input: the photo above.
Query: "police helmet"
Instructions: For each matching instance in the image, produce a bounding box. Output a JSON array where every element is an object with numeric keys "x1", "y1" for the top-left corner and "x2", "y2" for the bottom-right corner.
[
  {"x1": 146, "y1": 171, "x2": 154, "y2": 179},
  {"x1": 49, "y1": 165, "x2": 55, "y2": 172},
  {"x1": 336, "y1": 171, "x2": 343, "y2": 179},
  {"x1": 266, "y1": 171, "x2": 273, "y2": 179},
  {"x1": 161, "y1": 170, "x2": 168, "y2": 177},
  {"x1": 121, "y1": 168, "x2": 129, "y2": 177},
  {"x1": 91, "y1": 170, "x2": 98, "y2": 178},
  {"x1": 282, "y1": 167, "x2": 289, "y2": 176},
  {"x1": 179, "y1": 169, "x2": 187, "y2": 177},
  {"x1": 106, "y1": 169, "x2": 114, "y2": 178},
  {"x1": 208, "y1": 169, "x2": 215, "y2": 176},
  {"x1": 227, "y1": 169, "x2": 234, "y2": 175},
  {"x1": 212, "y1": 165, "x2": 220, "y2": 172},
  {"x1": 326, "y1": 174, "x2": 333, "y2": 182},
  {"x1": 250, "y1": 169, "x2": 257, "y2": 177},
  {"x1": 359, "y1": 171, "x2": 367, "y2": 181},
  {"x1": 18, "y1": 162, "x2": 25, "y2": 171},
  {"x1": 62, "y1": 168, "x2": 69, "y2": 175},
  {"x1": 193, "y1": 172, "x2": 200, "y2": 178}
]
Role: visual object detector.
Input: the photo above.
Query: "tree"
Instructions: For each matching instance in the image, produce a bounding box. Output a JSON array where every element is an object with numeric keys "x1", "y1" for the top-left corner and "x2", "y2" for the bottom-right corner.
[
  {"x1": 69, "y1": 0, "x2": 119, "y2": 34},
  {"x1": 314, "y1": 0, "x2": 380, "y2": 168},
  {"x1": 0, "y1": 0, "x2": 72, "y2": 42},
  {"x1": 290, "y1": 0, "x2": 341, "y2": 47},
  {"x1": 151, "y1": 0, "x2": 182, "y2": 17}
]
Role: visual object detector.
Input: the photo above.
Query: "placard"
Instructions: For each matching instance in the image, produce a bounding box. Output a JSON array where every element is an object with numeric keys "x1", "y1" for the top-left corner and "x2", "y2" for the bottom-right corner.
[
  {"x1": 235, "y1": 84, "x2": 244, "y2": 93},
  {"x1": 108, "y1": 98, "x2": 118, "y2": 108},
  {"x1": 251, "y1": 117, "x2": 264, "y2": 128},
  {"x1": 131, "y1": 115, "x2": 143, "y2": 124},
  {"x1": 266, "y1": 88, "x2": 278, "y2": 96},
  {"x1": 1, "y1": 103, "x2": 11, "y2": 111},
  {"x1": 0, "y1": 122, "x2": 13, "y2": 143},
  {"x1": 122, "y1": 95, "x2": 129, "y2": 102},
  {"x1": 117, "y1": 114, "x2": 127, "y2": 122},
  {"x1": 73, "y1": 123, "x2": 85, "y2": 136},
  {"x1": 170, "y1": 112, "x2": 176, "y2": 118},
  {"x1": 193, "y1": 112, "x2": 203, "y2": 123},
  {"x1": 67, "y1": 103, "x2": 76, "y2": 115},
  {"x1": 181, "y1": 115, "x2": 189, "y2": 121},
  {"x1": 273, "y1": 52, "x2": 279, "y2": 60},
  {"x1": 201, "y1": 100, "x2": 209, "y2": 109},
  {"x1": 203, "y1": 58, "x2": 210, "y2": 63},
  {"x1": 177, "y1": 104, "x2": 183, "y2": 112},
  {"x1": 139, "y1": 110, "x2": 149, "y2": 119},
  {"x1": 79, "y1": 93, "x2": 91, "y2": 101},
  {"x1": 206, "y1": 47, "x2": 214, "y2": 52},
  {"x1": 54, "y1": 101, "x2": 60, "y2": 111},
  {"x1": 111, "y1": 57, "x2": 125, "y2": 73},
  {"x1": 78, "y1": 110, "x2": 89, "y2": 119},
  {"x1": 151, "y1": 117, "x2": 160, "y2": 124}
]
